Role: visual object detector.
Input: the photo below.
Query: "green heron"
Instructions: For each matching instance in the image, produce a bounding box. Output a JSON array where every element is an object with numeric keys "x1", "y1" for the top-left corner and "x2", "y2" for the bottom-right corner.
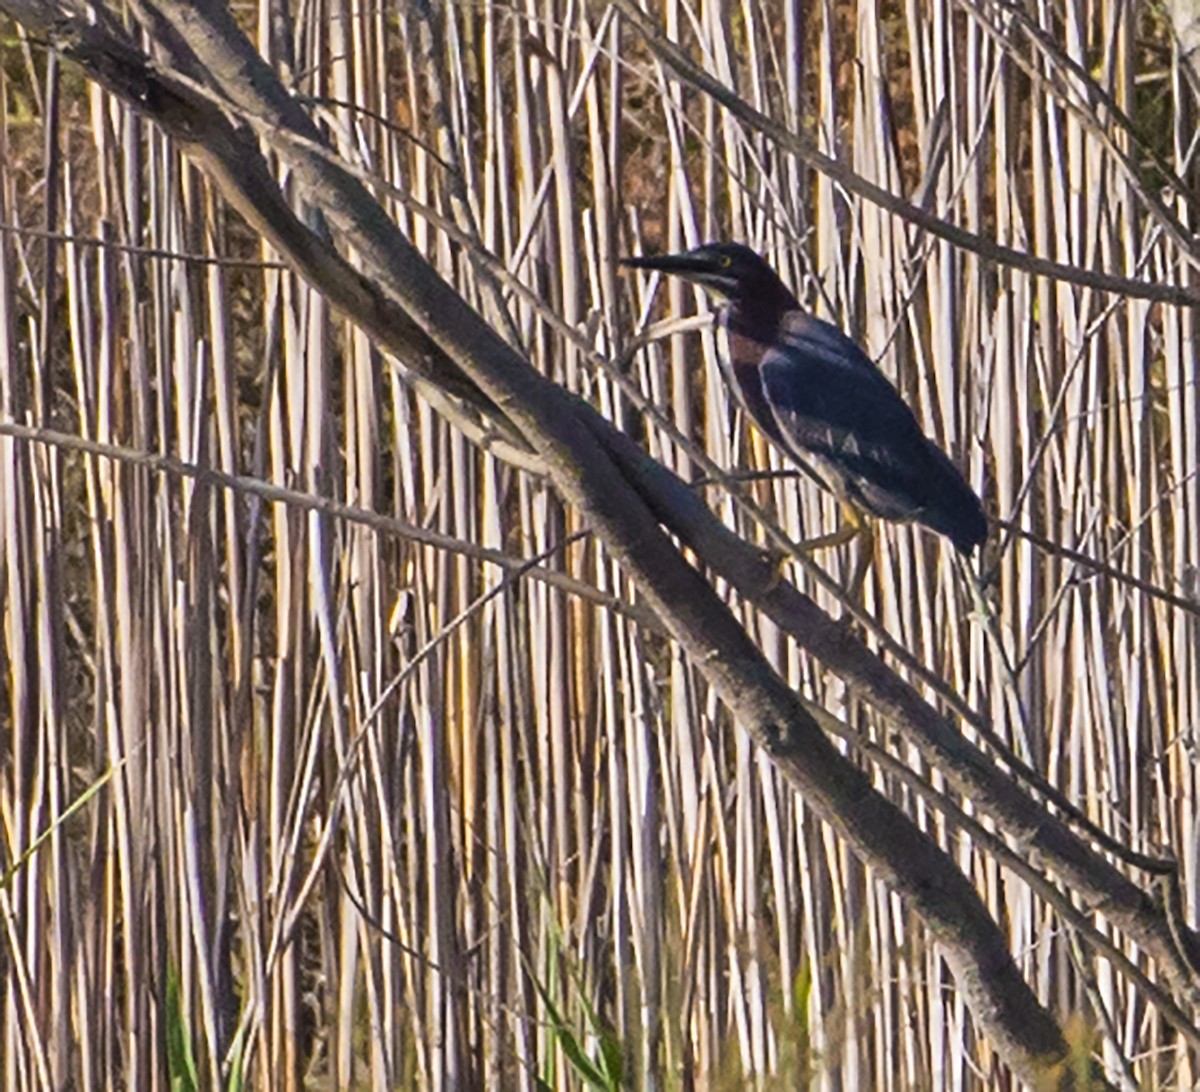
[{"x1": 621, "y1": 242, "x2": 987, "y2": 567}]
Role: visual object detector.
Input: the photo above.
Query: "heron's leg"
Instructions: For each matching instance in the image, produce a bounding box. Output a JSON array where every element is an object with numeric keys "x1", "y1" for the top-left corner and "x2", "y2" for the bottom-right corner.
[
  {"x1": 794, "y1": 504, "x2": 864, "y2": 554},
  {"x1": 760, "y1": 506, "x2": 868, "y2": 594},
  {"x1": 844, "y1": 516, "x2": 875, "y2": 601}
]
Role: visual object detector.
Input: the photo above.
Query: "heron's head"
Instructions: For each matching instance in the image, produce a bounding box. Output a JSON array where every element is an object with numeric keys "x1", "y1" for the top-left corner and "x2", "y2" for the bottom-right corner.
[{"x1": 620, "y1": 242, "x2": 795, "y2": 308}]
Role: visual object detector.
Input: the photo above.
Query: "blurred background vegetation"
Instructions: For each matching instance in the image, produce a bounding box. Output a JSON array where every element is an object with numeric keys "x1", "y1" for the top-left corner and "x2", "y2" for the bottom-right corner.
[{"x1": 0, "y1": 0, "x2": 1198, "y2": 1088}]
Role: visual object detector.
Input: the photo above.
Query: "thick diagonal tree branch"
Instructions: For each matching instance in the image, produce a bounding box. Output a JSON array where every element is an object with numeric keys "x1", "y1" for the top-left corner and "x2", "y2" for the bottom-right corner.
[
  {"x1": 121, "y1": 4, "x2": 1075, "y2": 1073},
  {"x1": 6, "y1": 0, "x2": 540, "y2": 471},
  {"x1": 5, "y1": 0, "x2": 1183, "y2": 1083}
]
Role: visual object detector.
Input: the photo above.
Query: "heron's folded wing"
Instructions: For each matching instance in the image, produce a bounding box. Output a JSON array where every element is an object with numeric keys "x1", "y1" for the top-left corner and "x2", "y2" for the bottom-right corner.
[
  {"x1": 762, "y1": 315, "x2": 923, "y2": 458},
  {"x1": 760, "y1": 313, "x2": 986, "y2": 548}
]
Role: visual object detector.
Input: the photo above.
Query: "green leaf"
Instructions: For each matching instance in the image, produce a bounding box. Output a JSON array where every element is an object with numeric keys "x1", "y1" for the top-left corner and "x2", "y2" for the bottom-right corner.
[
  {"x1": 0, "y1": 760, "x2": 126, "y2": 891},
  {"x1": 532, "y1": 972, "x2": 610, "y2": 1088},
  {"x1": 165, "y1": 961, "x2": 199, "y2": 1092},
  {"x1": 225, "y1": 1019, "x2": 247, "y2": 1092},
  {"x1": 596, "y1": 1026, "x2": 625, "y2": 1085}
]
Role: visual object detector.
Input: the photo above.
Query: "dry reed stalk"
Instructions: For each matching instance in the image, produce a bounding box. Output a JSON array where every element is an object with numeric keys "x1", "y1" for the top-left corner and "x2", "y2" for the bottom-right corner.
[{"x1": 0, "y1": 0, "x2": 1198, "y2": 1088}]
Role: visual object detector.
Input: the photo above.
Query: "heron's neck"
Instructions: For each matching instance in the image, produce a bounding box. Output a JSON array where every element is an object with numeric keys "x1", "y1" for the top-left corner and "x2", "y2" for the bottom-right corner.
[{"x1": 723, "y1": 288, "x2": 799, "y2": 343}]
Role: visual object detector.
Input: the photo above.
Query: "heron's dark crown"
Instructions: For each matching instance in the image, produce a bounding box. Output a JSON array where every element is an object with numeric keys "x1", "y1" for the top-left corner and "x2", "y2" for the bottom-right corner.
[{"x1": 621, "y1": 242, "x2": 798, "y2": 311}]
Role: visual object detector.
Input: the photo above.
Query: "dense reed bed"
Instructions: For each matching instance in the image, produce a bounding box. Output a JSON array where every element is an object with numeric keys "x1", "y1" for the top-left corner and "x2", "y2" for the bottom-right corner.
[{"x1": 0, "y1": 0, "x2": 1198, "y2": 1088}]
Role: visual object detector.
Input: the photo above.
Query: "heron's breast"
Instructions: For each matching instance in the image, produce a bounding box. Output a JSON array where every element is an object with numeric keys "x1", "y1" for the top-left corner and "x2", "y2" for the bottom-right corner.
[{"x1": 715, "y1": 325, "x2": 781, "y2": 442}]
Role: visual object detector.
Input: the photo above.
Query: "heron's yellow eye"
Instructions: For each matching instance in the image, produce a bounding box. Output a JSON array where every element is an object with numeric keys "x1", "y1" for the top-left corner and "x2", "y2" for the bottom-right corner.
[{"x1": 719, "y1": 255, "x2": 733, "y2": 268}]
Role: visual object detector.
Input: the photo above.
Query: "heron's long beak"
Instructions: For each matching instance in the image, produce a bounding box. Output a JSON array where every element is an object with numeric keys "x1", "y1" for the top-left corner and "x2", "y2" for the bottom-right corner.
[{"x1": 619, "y1": 251, "x2": 718, "y2": 278}]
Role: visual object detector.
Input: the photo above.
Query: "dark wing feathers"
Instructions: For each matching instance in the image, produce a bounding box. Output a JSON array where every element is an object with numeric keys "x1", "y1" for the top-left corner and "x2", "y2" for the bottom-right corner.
[{"x1": 759, "y1": 313, "x2": 987, "y2": 552}]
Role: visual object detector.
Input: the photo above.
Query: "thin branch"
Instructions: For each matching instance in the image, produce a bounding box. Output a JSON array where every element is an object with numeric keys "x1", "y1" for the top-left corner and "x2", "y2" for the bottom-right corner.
[
  {"x1": 998, "y1": 518, "x2": 1200, "y2": 620},
  {"x1": 0, "y1": 419, "x2": 652, "y2": 630},
  {"x1": 610, "y1": 0, "x2": 1200, "y2": 307}
]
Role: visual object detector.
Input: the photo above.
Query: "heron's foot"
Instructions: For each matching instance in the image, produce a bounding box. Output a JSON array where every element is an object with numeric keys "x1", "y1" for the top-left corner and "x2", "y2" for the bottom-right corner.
[
  {"x1": 833, "y1": 612, "x2": 867, "y2": 642},
  {"x1": 756, "y1": 546, "x2": 791, "y2": 593}
]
